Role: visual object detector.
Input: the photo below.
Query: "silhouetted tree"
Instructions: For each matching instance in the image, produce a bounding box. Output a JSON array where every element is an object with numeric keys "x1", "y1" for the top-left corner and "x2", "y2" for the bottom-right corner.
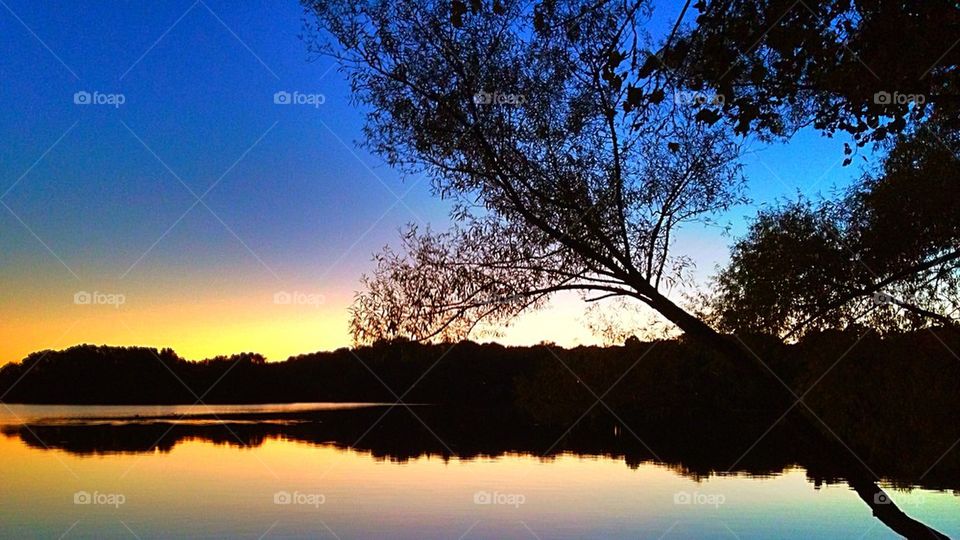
[
  {"x1": 301, "y1": 3, "x2": 954, "y2": 535},
  {"x1": 711, "y1": 121, "x2": 960, "y2": 337},
  {"x1": 304, "y1": 0, "x2": 756, "y2": 366}
]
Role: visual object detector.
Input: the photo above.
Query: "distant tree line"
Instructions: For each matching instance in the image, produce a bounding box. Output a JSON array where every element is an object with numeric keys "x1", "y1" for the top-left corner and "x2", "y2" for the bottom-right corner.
[
  {"x1": 3, "y1": 331, "x2": 959, "y2": 442},
  {"x1": 0, "y1": 341, "x2": 539, "y2": 405}
]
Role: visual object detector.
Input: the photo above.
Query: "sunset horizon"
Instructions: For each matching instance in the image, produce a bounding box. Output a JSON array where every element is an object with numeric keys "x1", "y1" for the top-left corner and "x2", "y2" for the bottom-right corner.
[
  {"x1": 0, "y1": 1, "x2": 857, "y2": 366},
  {"x1": 3, "y1": 1, "x2": 958, "y2": 538}
]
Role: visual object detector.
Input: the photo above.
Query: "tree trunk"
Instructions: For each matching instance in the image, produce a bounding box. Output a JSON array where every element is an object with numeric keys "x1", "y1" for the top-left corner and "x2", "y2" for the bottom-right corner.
[
  {"x1": 634, "y1": 279, "x2": 951, "y2": 539},
  {"x1": 848, "y1": 477, "x2": 950, "y2": 539},
  {"x1": 636, "y1": 280, "x2": 788, "y2": 394}
]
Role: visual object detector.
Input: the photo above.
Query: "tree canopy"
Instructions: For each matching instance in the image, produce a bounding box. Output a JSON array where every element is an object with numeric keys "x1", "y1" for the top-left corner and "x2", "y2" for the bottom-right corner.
[
  {"x1": 711, "y1": 120, "x2": 960, "y2": 338},
  {"x1": 299, "y1": 4, "x2": 959, "y2": 535},
  {"x1": 303, "y1": 0, "x2": 960, "y2": 351},
  {"x1": 304, "y1": 0, "x2": 747, "y2": 349},
  {"x1": 654, "y1": 0, "x2": 960, "y2": 147}
]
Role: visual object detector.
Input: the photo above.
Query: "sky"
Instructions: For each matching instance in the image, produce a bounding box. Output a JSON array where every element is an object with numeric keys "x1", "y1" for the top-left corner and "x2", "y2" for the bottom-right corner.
[{"x1": 0, "y1": 0, "x2": 862, "y2": 364}]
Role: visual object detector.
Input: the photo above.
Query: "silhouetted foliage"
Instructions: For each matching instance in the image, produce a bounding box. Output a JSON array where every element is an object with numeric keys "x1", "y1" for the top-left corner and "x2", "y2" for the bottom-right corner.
[
  {"x1": 0, "y1": 343, "x2": 532, "y2": 405},
  {"x1": 711, "y1": 121, "x2": 960, "y2": 337},
  {"x1": 393, "y1": 1, "x2": 959, "y2": 146},
  {"x1": 303, "y1": 0, "x2": 959, "y2": 372},
  {"x1": 4, "y1": 333, "x2": 959, "y2": 453},
  {"x1": 644, "y1": 0, "x2": 960, "y2": 145},
  {"x1": 303, "y1": 0, "x2": 749, "y2": 358}
]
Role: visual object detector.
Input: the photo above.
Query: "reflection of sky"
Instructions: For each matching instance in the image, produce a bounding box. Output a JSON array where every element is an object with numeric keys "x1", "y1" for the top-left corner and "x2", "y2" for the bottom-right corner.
[
  {"x1": 1, "y1": 428, "x2": 954, "y2": 539},
  {"x1": 0, "y1": 1, "x2": 865, "y2": 363}
]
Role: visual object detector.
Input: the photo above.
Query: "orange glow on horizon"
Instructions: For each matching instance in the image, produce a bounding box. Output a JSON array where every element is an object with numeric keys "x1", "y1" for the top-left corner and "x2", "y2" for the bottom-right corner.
[{"x1": 0, "y1": 287, "x2": 603, "y2": 365}]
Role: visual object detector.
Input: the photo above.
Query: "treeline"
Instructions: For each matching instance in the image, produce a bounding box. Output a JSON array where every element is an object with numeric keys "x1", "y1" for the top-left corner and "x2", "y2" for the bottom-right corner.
[
  {"x1": 0, "y1": 337, "x2": 787, "y2": 409},
  {"x1": 3, "y1": 331, "x2": 959, "y2": 427},
  {"x1": 3, "y1": 331, "x2": 959, "y2": 490},
  {"x1": 4, "y1": 331, "x2": 960, "y2": 478},
  {"x1": 0, "y1": 341, "x2": 535, "y2": 406}
]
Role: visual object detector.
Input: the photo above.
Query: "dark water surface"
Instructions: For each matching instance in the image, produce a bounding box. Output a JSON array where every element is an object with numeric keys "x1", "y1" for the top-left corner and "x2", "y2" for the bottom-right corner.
[{"x1": 0, "y1": 403, "x2": 957, "y2": 539}]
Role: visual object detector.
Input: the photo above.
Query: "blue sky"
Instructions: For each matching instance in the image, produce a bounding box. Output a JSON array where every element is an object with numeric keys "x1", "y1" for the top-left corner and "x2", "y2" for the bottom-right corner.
[
  {"x1": 1, "y1": 0, "x2": 447, "y2": 280},
  {"x1": 0, "y1": 0, "x2": 862, "y2": 361}
]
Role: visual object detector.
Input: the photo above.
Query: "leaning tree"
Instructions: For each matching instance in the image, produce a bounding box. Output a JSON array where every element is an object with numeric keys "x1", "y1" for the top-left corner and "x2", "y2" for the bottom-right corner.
[
  {"x1": 302, "y1": 2, "x2": 954, "y2": 536},
  {"x1": 305, "y1": 0, "x2": 751, "y2": 362},
  {"x1": 306, "y1": 0, "x2": 960, "y2": 352}
]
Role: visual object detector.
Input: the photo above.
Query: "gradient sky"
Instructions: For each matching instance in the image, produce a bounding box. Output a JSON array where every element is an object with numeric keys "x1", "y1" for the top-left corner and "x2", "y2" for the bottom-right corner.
[{"x1": 0, "y1": 0, "x2": 861, "y2": 364}]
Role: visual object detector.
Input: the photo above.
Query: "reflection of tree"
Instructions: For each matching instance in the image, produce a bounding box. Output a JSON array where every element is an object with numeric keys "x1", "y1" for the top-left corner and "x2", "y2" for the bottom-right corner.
[{"x1": 5, "y1": 406, "x2": 959, "y2": 491}]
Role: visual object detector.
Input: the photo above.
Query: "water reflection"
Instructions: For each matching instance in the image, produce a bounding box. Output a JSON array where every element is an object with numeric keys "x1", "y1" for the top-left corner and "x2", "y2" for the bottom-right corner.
[
  {"x1": 1, "y1": 405, "x2": 958, "y2": 538},
  {"x1": 3, "y1": 406, "x2": 959, "y2": 489}
]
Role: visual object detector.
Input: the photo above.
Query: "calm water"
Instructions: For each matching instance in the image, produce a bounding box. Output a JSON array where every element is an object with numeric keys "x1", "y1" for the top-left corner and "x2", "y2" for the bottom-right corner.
[{"x1": 0, "y1": 404, "x2": 957, "y2": 539}]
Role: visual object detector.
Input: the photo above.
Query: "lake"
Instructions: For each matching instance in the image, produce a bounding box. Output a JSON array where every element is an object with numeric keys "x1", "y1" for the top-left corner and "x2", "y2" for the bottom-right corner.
[{"x1": 0, "y1": 403, "x2": 957, "y2": 539}]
